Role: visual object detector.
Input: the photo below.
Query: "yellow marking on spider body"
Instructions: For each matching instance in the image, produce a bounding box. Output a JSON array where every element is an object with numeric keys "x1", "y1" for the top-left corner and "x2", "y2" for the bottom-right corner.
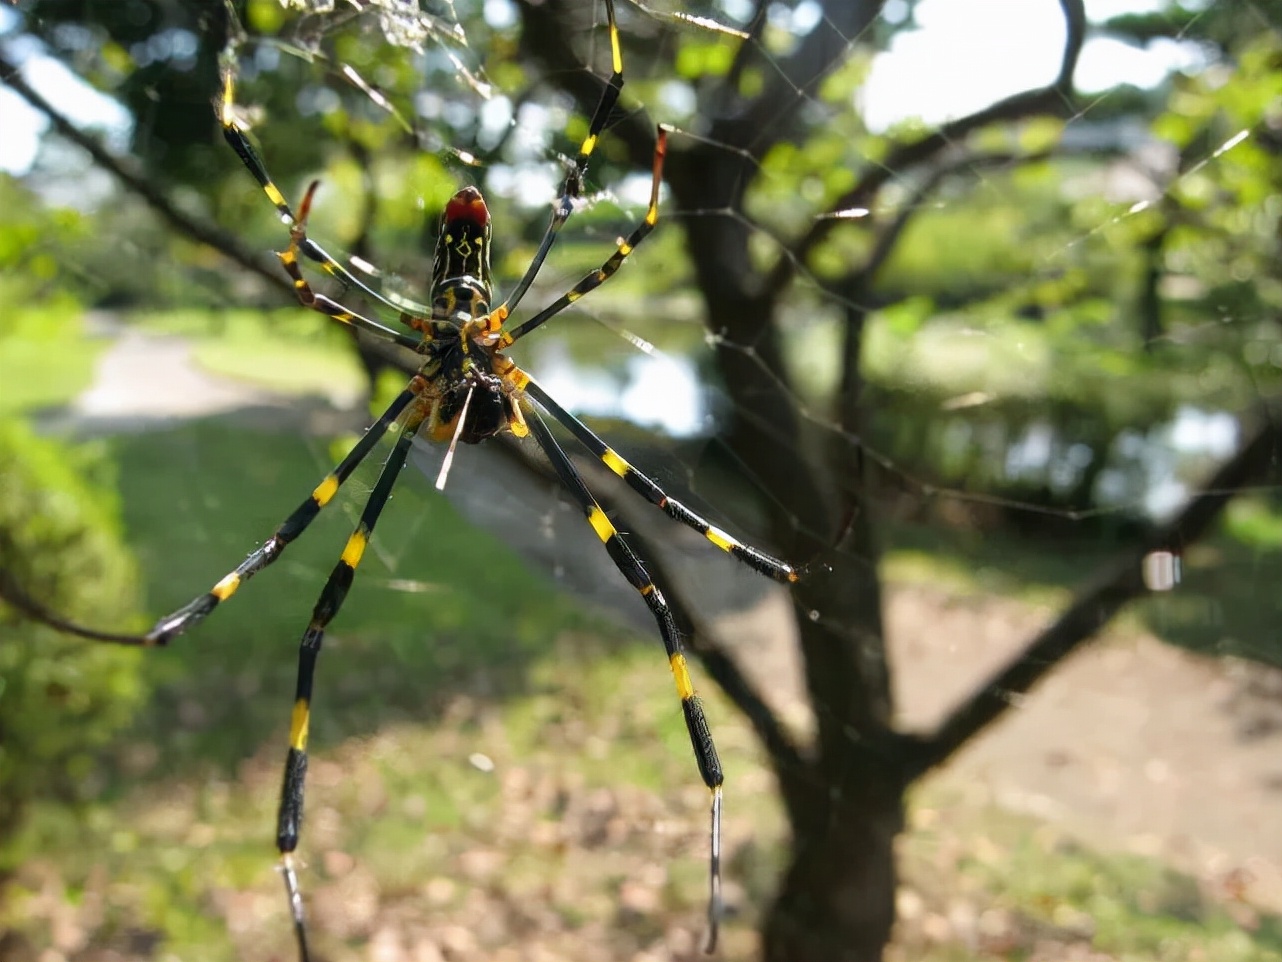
[
  {"x1": 567, "y1": 290, "x2": 582, "y2": 303},
  {"x1": 582, "y1": 134, "x2": 599, "y2": 158},
  {"x1": 212, "y1": 571, "x2": 241, "y2": 600},
  {"x1": 601, "y1": 448, "x2": 629, "y2": 478},
  {"x1": 670, "y1": 652, "x2": 695, "y2": 700},
  {"x1": 587, "y1": 506, "x2": 616, "y2": 543},
  {"x1": 645, "y1": 207, "x2": 658, "y2": 226},
  {"x1": 705, "y1": 525, "x2": 738, "y2": 553},
  {"x1": 313, "y1": 474, "x2": 340, "y2": 507},
  {"x1": 341, "y1": 529, "x2": 368, "y2": 567},
  {"x1": 289, "y1": 698, "x2": 310, "y2": 751},
  {"x1": 619, "y1": 242, "x2": 633, "y2": 256},
  {"x1": 265, "y1": 182, "x2": 288, "y2": 209}
]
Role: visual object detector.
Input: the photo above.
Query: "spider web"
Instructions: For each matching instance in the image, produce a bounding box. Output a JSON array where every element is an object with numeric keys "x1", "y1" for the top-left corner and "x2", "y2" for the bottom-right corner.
[
  {"x1": 3, "y1": 0, "x2": 1281, "y2": 959},
  {"x1": 227, "y1": 0, "x2": 1282, "y2": 952}
]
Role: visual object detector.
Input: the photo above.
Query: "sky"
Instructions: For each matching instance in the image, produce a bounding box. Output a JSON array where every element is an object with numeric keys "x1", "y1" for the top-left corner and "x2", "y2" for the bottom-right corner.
[
  {"x1": 0, "y1": 0, "x2": 1205, "y2": 176},
  {"x1": 861, "y1": 0, "x2": 1206, "y2": 130}
]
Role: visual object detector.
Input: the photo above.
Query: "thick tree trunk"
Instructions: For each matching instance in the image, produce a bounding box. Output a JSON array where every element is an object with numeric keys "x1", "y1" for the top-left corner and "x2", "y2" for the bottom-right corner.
[
  {"x1": 668, "y1": 147, "x2": 900, "y2": 962},
  {"x1": 764, "y1": 777, "x2": 902, "y2": 962}
]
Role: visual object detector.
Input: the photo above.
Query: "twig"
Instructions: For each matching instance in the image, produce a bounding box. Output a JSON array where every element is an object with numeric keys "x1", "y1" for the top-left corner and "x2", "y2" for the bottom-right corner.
[
  {"x1": 769, "y1": 0, "x2": 1086, "y2": 295},
  {"x1": 0, "y1": 51, "x2": 292, "y2": 297}
]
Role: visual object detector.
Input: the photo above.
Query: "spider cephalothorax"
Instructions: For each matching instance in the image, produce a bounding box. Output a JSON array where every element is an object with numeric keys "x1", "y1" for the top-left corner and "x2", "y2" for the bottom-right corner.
[{"x1": 431, "y1": 185, "x2": 494, "y2": 313}]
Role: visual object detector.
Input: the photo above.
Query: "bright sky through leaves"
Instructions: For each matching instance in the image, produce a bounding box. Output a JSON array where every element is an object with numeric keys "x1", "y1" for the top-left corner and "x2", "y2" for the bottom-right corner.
[{"x1": 3, "y1": 1, "x2": 1199, "y2": 175}]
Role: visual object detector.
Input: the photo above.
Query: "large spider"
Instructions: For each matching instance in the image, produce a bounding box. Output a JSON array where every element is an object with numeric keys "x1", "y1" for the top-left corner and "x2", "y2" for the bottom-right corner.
[{"x1": 10, "y1": 1, "x2": 799, "y2": 956}]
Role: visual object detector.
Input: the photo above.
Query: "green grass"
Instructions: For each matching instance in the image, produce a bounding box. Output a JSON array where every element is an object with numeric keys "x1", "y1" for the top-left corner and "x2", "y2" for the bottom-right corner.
[
  {"x1": 103, "y1": 420, "x2": 600, "y2": 778},
  {"x1": 7, "y1": 311, "x2": 1281, "y2": 959},
  {"x1": 132, "y1": 307, "x2": 369, "y2": 402},
  {"x1": 899, "y1": 785, "x2": 1282, "y2": 962},
  {"x1": 6, "y1": 418, "x2": 786, "y2": 960}
]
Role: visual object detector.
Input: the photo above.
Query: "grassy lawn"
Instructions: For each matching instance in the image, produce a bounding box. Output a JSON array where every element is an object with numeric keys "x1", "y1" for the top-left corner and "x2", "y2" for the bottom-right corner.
[{"x1": 5, "y1": 309, "x2": 1281, "y2": 960}]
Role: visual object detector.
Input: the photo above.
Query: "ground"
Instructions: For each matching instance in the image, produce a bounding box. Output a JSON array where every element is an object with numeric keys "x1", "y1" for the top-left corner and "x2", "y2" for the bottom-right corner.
[{"x1": 27, "y1": 319, "x2": 1282, "y2": 959}]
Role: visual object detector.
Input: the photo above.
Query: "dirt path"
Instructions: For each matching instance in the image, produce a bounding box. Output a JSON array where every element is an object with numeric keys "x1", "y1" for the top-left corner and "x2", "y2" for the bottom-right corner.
[
  {"x1": 65, "y1": 326, "x2": 1282, "y2": 919},
  {"x1": 890, "y1": 588, "x2": 1282, "y2": 913}
]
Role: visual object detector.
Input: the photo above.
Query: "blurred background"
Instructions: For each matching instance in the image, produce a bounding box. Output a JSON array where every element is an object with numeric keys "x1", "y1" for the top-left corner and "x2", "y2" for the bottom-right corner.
[{"x1": 1, "y1": 1, "x2": 1281, "y2": 960}]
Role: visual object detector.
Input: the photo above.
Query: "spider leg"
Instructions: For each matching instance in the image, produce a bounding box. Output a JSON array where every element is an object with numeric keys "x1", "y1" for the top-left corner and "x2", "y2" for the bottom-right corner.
[
  {"x1": 275, "y1": 412, "x2": 424, "y2": 962},
  {"x1": 523, "y1": 400, "x2": 724, "y2": 952},
  {"x1": 500, "y1": 124, "x2": 668, "y2": 345},
  {"x1": 490, "y1": 0, "x2": 626, "y2": 328},
  {"x1": 273, "y1": 188, "x2": 424, "y2": 351},
  {"x1": 518, "y1": 375, "x2": 797, "y2": 583},
  {"x1": 220, "y1": 72, "x2": 430, "y2": 329},
  {"x1": 146, "y1": 387, "x2": 417, "y2": 645}
]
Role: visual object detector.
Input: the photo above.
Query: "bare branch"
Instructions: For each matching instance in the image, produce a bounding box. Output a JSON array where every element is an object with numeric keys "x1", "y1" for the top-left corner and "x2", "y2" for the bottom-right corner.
[
  {"x1": 769, "y1": 0, "x2": 1085, "y2": 295},
  {"x1": 903, "y1": 400, "x2": 1281, "y2": 782},
  {"x1": 721, "y1": 0, "x2": 771, "y2": 101},
  {"x1": 0, "y1": 562, "x2": 148, "y2": 647},
  {"x1": 841, "y1": 147, "x2": 1072, "y2": 294},
  {"x1": 0, "y1": 52, "x2": 292, "y2": 298},
  {"x1": 721, "y1": 0, "x2": 885, "y2": 160}
]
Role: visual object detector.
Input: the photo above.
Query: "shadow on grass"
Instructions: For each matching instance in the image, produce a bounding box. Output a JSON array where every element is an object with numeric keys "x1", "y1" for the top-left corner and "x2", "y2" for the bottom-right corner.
[{"x1": 12, "y1": 407, "x2": 780, "y2": 962}]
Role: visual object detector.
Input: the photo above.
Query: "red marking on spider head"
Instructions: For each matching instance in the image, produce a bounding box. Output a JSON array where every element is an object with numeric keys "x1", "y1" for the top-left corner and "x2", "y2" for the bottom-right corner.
[{"x1": 446, "y1": 186, "x2": 489, "y2": 226}]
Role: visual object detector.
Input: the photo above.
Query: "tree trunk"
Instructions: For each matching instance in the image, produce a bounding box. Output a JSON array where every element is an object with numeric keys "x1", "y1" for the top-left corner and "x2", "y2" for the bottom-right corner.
[
  {"x1": 668, "y1": 147, "x2": 901, "y2": 962},
  {"x1": 764, "y1": 775, "x2": 902, "y2": 962}
]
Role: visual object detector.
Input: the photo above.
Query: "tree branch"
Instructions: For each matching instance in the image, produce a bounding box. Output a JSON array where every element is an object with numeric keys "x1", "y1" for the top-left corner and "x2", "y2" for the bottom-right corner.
[
  {"x1": 903, "y1": 400, "x2": 1281, "y2": 782},
  {"x1": 717, "y1": 0, "x2": 885, "y2": 160},
  {"x1": 0, "y1": 51, "x2": 292, "y2": 298},
  {"x1": 769, "y1": 0, "x2": 1085, "y2": 295},
  {"x1": 721, "y1": 0, "x2": 771, "y2": 104},
  {"x1": 514, "y1": 0, "x2": 655, "y2": 171}
]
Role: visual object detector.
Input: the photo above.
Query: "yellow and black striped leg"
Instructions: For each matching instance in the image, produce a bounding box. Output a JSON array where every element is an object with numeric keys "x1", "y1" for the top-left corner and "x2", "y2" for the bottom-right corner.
[
  {"x1": 146, "y1": 388, "x2": 416, "y2": 645},
  {"x1": 490, "y1": 0, "x2": 626, "y2": 327},
  {"x1": 502, "y1": 124, "x2": 670, "y2": 344},
  {"x1": 220, "y1": 72, "x2": 428, "y2": 328},
  {"x1": 265, "y1": 179, "x2": 424, "y2": 351},
  {"x1": 523, "y1": 377, "x2": 798, "y2": 585},
  {"x1": 276, "y1": 415, "x2": 423, "y2": 962},
  {"x1": 524, "y1": 403, "x2": 724, "y2": 952}
]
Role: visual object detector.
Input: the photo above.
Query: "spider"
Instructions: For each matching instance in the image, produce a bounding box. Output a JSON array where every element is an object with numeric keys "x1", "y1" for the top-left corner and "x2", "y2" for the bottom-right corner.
[{"x1": 9, "y1": 1, "x2": 799, "y2": 956}]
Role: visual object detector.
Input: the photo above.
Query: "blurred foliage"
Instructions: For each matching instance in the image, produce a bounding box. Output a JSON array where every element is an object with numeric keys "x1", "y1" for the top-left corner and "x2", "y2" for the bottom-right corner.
[
  {"x1": 0, "y1": 0, "x2": 1276, "y2": 652},
  {"x1": 1, "y1": 0, "x2": 1282, "y2": 957},
  {"x1": 0, "y1": 176, "x2": 105, "y2": 414},
  {"x1": 0, "y1": 420, "x2": 145, "y2": 865}
]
